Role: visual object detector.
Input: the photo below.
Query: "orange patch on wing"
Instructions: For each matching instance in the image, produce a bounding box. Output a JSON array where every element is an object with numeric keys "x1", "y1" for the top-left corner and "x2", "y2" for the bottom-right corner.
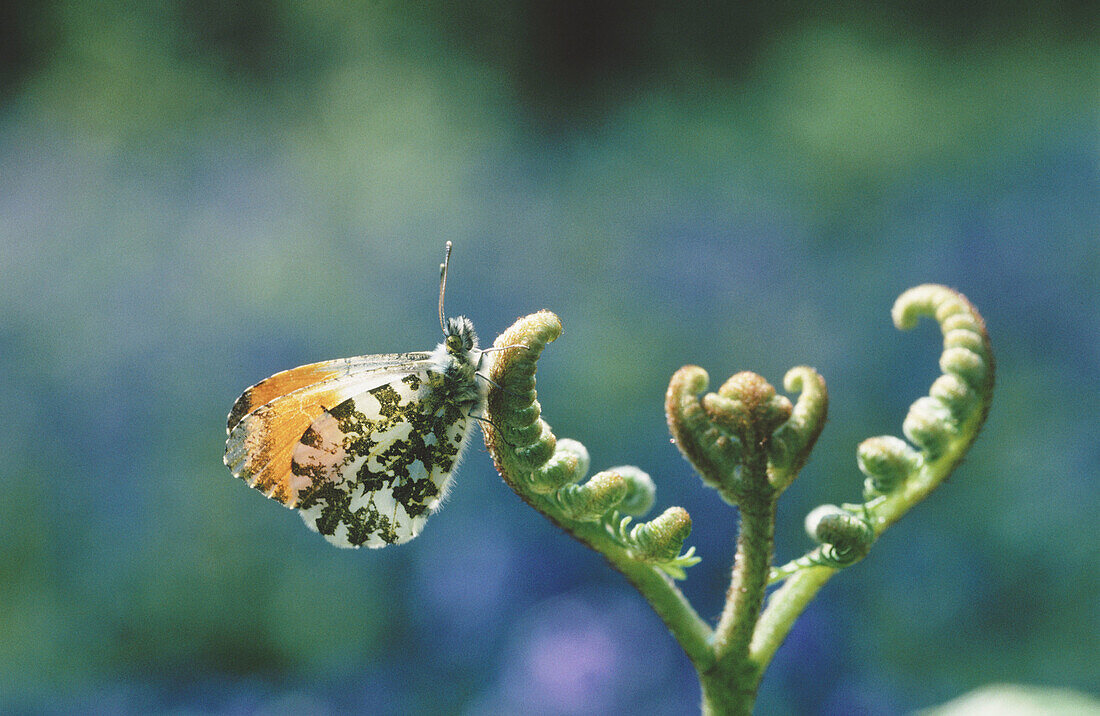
[
  {"x1": 227, "y1": 360, "x2": 347, "y2": 433},
  {"x1": 226, "y1": 364, "x2": 351, "y2": 507}
]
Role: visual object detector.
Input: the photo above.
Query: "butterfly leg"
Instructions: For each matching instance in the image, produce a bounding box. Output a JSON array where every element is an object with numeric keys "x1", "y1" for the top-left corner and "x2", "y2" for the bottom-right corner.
[
  {"x1": 476, "y1": 344, "x2": 532, "y2": 396},
  {"x1": 469, "y1": 412, "x2": 517, "y2": 447},
  {"x1": 479, "y1": 343, "x2": 530, "y2": 355},
  {"x1": 475, "y1": 370, "x2": 531, "y2": 399}
]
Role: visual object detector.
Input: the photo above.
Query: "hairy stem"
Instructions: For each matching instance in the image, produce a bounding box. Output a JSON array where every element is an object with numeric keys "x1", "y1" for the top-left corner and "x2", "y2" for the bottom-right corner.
[
  {"x1": 598, "y1": 537, "x2": 715, "y2": 670},
  {"x1": 698, "y1": 498, "x2": 775, "y2": 715},
  {"x1": 714, "y1": 501, "x2": 776, "y2": 664},
  {"x1": 749, "y1": 565, "x2": 834, "y2": 668}
]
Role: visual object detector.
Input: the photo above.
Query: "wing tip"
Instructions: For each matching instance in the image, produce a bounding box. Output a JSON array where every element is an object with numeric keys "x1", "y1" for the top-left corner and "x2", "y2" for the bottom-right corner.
[{"x1": 226, "y1": 388, "x2": 254, "y2": 434}]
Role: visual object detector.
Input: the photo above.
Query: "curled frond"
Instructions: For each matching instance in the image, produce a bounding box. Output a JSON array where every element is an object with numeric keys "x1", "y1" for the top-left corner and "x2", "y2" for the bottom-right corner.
[
  {"x1": 892, "y1": 284, "x2": 995, "y2": 440},
  {"x1": 713, "y1": 372, "x2": 793, "y2": 442},
  {"x1": 848, "y1": 285, "x2": 996, "y2": 533},
  {"x1": 804, "y1": 504, "x2": 875, "y2": 567},
  {"x1": 902, "y1": 396, "x2": 955, "y2": 458},
  {"x1": 484, "y1": 310, "x2": 562, "y2": 482},
  {"x1": 666, "y1": 366, "x2": 746, "y2": 496},
  {"x1": 769, "y1": 286, "x2": 995, "y2": 589},
  {"x1": 768, "y1": 366, "x2": 829, "y2": 491},
  {"x1": 667, "y1": 369, "x2": 800, "y2": 504},
  {"x1": 858, "y1": 435, "x2": 922, "y2": 496},
  {"x1": 609, "y1": 465, "x2": 657, "y2": 516},
  {"x1": 605, "y1": 507, "x2": 701, "y2": 579},
  {"x1": 529, "y1": 438, "x2": 589, "y2": 494},
  {"x1": 485, "y1": 312, "x2": 702, "y2": 581},
  {"x1": 668, "y1": 366, "x2": 826, "y2": 502},
  {"x1": 553, "y1": 470, "x2": 629, "y2": 521},
  {"x1": 767, "y1": 504, "x2": 875, "y2": 584}
]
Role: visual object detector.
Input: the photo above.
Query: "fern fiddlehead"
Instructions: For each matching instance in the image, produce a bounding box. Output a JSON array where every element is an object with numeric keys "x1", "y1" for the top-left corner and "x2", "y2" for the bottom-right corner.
[
  {"x1": 753, "y1": 285, "x2": 995, "y2": 676},
  {"x1": 478, "y1": 285, "x2": 992, "y2": 715},
  {"x1": 482, "y1": 311, "x2": 712, "y2": 667}
]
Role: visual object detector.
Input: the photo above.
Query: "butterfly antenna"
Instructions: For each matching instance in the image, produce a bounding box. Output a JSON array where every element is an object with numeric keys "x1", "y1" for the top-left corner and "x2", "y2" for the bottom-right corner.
[{"x1": 439, "y1": 241, "x2": 453, "y2": 334}]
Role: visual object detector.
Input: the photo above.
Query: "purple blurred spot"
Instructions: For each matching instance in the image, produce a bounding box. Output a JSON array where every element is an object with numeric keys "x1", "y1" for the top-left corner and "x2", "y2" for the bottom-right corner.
[{"x1": 482, "y1": 587, "x2": 683, "y2": 715}]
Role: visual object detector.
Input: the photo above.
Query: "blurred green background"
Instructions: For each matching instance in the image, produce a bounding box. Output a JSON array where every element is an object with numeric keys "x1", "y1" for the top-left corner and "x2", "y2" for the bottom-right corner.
[{"x1": 1, "y1": 2, "x2": 1097, "y2": 714}]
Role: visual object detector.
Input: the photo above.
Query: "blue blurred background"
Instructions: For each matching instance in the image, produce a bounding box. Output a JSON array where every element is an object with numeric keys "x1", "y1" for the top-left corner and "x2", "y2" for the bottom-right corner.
[{"x1": 1, "y1": 2, "x2": 1097, "y2": 714}]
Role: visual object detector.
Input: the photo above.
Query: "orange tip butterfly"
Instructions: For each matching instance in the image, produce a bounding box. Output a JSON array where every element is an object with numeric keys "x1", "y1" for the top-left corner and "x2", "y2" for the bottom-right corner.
[{"x1": 225, "y1": 243, "x2": 495, "y2": 548}]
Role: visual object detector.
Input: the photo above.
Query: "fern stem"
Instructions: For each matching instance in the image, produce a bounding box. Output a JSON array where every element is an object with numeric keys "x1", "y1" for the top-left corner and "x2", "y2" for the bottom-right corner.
[{"x1": 749, "y1": 564, "x2": 835, "y2": 669}]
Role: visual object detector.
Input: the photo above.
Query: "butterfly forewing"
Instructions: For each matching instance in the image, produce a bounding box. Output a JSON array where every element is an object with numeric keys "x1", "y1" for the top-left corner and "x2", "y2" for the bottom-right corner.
[
  {"x1": 224, "y1": 354, "x2": 432, "y2": 505},
  {"x1": 291, "y1": 370, "x2": 475, "y2": 548},
  {"x1": 227, "y1": 353, "x2": 432, "y2": 434}
]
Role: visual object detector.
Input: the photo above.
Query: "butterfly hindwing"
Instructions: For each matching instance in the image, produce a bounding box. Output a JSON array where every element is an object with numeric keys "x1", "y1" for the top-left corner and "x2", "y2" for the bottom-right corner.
[{"x1": 291, "y1": 370, "x2": 476, "y2": 548}]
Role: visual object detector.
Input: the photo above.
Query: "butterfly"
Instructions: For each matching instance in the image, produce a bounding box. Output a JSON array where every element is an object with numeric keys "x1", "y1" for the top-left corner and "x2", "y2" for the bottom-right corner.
[{"x1": 225, "y1": 242, "x2": 504, "y2": 548}]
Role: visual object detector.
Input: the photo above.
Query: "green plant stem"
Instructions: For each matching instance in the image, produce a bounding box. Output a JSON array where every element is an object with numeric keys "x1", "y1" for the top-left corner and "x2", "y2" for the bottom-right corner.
[
  {"x1": 700, "y1": 498, "x2": 776, "y2": 715},
  {"x1": 498, "y1": 481, "x2": 717, "y2": 668},
  {"x1": 507, "y1": 476, "x2": 719, "y2": 697},
  {"x1": 749, "y1": 565, "x2": 835, "y2": 669},
  {"x1": 498, "y1": 485, "x2": 714, "y2": 669},
  {"x1": 536, "y1": 507, "x2": 716, "y2": 667},
  {"x1": 598, "y1": 537, "x2": 716, "y2": 670},
  {"x1": 714, "y1": 500, "x2": 776, "y2": 662},
  {"x1": 752, "y1": 419, "x2": 988, "y2": 670}
]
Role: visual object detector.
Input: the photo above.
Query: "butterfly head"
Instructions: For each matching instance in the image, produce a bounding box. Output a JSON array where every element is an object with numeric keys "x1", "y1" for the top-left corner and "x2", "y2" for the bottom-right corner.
[{"x1": 443, "y1": 315, "x2": 479, "y2": 356}]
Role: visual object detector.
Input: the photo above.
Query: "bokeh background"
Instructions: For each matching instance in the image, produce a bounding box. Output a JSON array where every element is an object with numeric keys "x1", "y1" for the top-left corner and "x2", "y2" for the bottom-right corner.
[{"x1": 1, "y1": 2, "x2": 1097, "y2": 714}]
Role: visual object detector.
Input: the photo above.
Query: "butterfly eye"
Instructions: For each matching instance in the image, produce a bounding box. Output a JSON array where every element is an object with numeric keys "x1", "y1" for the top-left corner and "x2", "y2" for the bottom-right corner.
[{"x1": 446, "y1": 334, "x2": 463, "y2": 353}]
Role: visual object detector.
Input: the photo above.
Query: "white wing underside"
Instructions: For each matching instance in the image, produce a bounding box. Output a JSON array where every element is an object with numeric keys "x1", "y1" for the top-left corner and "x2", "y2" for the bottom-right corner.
[
  {"x1": 224, "y1": 354, "x2": 434, "y2": 502},
  {"x1": 293, "y1": 371, "x2": 478, "y2": 548},
  {"x1": 225, "y1": 350, "x2": 479, "y2": 548}
]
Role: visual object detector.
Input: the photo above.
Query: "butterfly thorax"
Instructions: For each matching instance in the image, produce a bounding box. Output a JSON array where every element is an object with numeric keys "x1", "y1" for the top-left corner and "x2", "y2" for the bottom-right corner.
[{"x1": 429, "y1": 315, "x2": 487, "y2": 416}]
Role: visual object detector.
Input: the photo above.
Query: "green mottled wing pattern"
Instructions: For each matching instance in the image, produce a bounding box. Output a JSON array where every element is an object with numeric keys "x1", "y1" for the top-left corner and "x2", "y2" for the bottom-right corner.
[{"x1": 290, "y1": 369, "x2": 476, "y2": 548}]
